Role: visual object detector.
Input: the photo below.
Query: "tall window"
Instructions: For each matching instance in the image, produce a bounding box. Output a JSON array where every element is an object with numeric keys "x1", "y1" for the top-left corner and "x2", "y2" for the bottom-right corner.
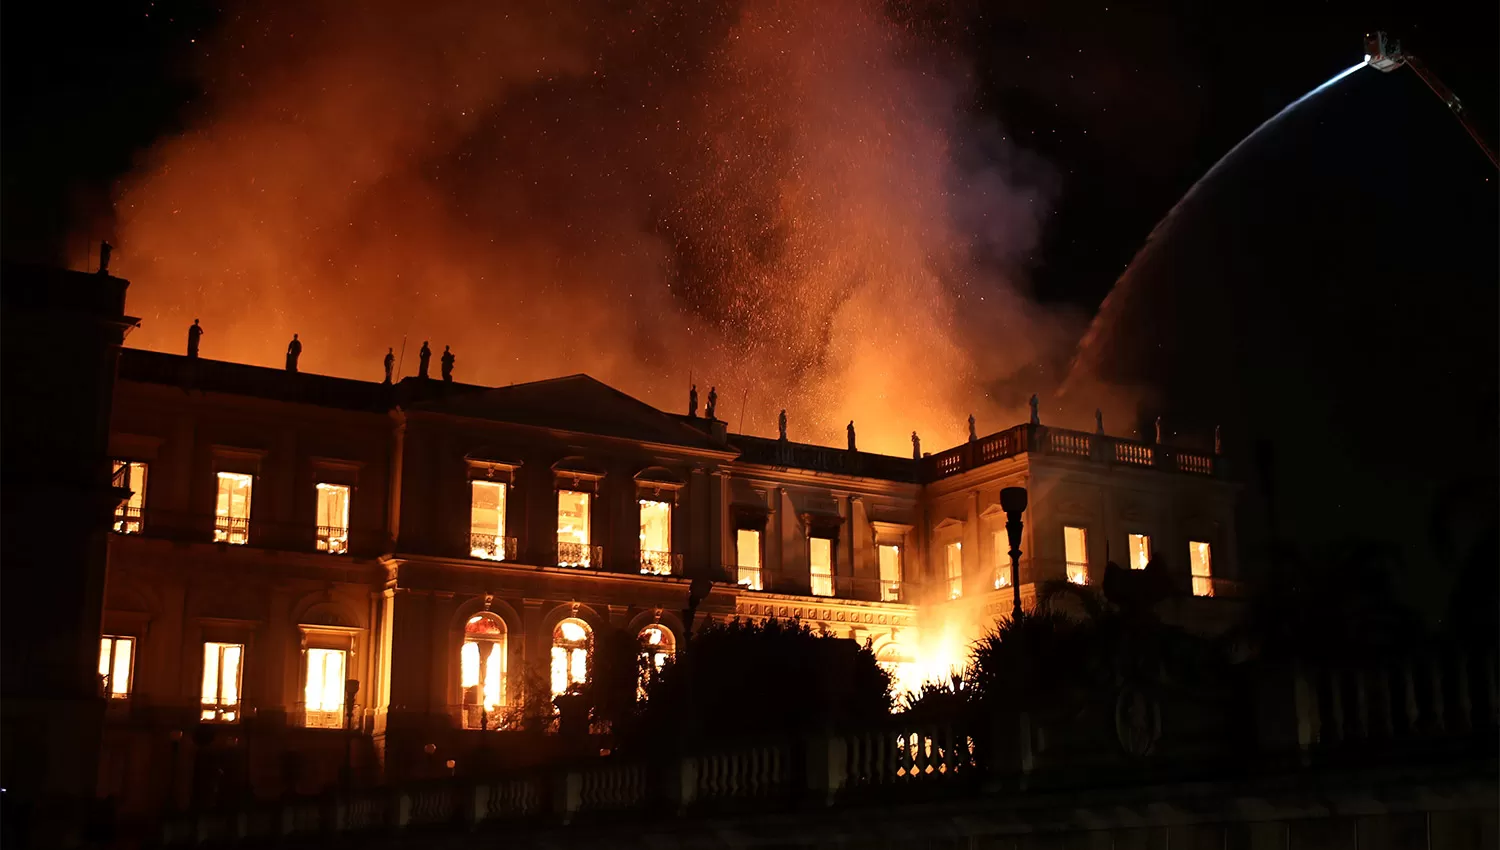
[
  {"x1": 214, "y1": 472, "x2": 253, "y2": 545},
  {"x1": 469, "y1": 481, "x2": 508, "y2": 560},
  {"x1": 638, "y1": 625, "x2": 675, "y2": 700},
  {"x1": 638, "y1": 500, "x2": 673, "y2": 574},
  {"x1": 736, "y1": 529, "x2": 763, "y2": 590},
  {"x1": 461, "y1": 614, "x2": 507, "y2": 729},
  {"x1": 315, "y1": 483, "x2": 350, "y2": 554},
  {"x1": 1128, "y1": 533, "x2": 1151, "y2": 571},
  {"x1": 1189, "y1": 541, "x2": 1214, "y2": 597},
  {"x1": 556, "y1": 490, "x2": 592, "y2": 567},
  {"x1": 98, "y1": 635, "x2": 135, "y2": 699},
  {"x1": 992, "y1": 532, "x2": 1010, "y2": 589},
  {"x1": 945, "y1": 542, "x2": 963, "y2": 599},
  {"x1": 303, "y1": 647, "x2": 347, "y2": 728},
  {"x1": 1064, "y1": 526, "x2": 1089, "y2": 585},
  {"x1": 551, "y1": 619, "x2": 592, "y2": 697},
  {"x1": 809, "y1": 537, "x2": 834, "y2": 597},
  {"x1": 201, "y1": 642, "x2": 244, "y2": 722},
  {"x1": 878, "y1": 544, "x2": 902, "y2": 602},
  {"x1": 112, "y1": 461, "x2": 147, "y2": 534}
]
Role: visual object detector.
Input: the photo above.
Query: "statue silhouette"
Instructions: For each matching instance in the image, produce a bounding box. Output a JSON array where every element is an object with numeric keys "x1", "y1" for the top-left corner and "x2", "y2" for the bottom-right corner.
[
  {"x1": 847, "y1": 421, "x2": 857, "y2": 452},
  {"x1": 441, "y1": 346, "x2": 455, "y2": 382},
  {"x1": 383, "y1": 348, "x2": 394, "y2": 384},
  {"x1": 285, "y1": 334, "x2": 301, "y2": 372},
  {"x1": 706, "y1": 387, "x2": 717, "y2": 420},
  {"x1": 187, "y1": 319, "x2": 202, "y2": 359},
  {"x1": 418, "y1": 341, "x2": 431, "y2": 379}
]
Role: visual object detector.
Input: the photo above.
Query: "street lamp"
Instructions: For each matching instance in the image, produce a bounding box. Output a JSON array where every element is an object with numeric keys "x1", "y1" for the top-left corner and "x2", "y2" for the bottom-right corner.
[{"x1": 1000, "y1": 487, "x2": 1028, "y2": 619}]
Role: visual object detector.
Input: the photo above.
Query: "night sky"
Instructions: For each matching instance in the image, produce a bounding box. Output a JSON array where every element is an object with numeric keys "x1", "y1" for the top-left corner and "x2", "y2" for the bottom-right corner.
[{"x1": 5, "y1": 0, "x2": 1494, "y2": 309}]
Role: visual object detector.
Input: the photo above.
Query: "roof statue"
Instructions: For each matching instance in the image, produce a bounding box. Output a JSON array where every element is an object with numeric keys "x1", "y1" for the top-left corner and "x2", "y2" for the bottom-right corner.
[
  {"x1": 706, "y1": 386, "x2": 717, "y2": 421},
  {"x1": 689, "y1": 384, "x2": 699, "y2": 418},
  {"x1": 1029, "y1": 394, "x2": 1040, "y2": 425},
  {"x1": 285, "y1": 334, "x2": 301, "y2": 373},
  {"x1": 418, "y1": 341, "x2": 431, "y2": 379}
]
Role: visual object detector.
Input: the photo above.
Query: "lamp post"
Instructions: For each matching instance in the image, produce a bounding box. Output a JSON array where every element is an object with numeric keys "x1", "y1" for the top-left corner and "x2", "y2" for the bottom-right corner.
[{"x1": 1000, "y1": 487, "x2": 1028, "y2": 619}]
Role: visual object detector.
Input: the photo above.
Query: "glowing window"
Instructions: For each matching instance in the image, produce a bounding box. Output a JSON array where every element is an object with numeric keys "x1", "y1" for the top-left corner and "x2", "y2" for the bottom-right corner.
[
  {"x1": 876, "y1": 644, "x2": 918, "y2": 697},
  {"x1": 550, "y1": 618, "x2": 591, "y2": 696},
  {"x1": 637, "y1": 625, "x2": 675, "y2": 700},
  {"x1": 214, "y1": 472, "x2": 253, "y2": 545},
  {"x1": 736, "y1": 529, "x2": 763, "y2": 590},
  {"x1": 1128, "y1": 533, "x2": 1151, "y2": 571},
  {"x1": 557, "y1": 490, "x2": 592, "y2": 567},
  {"x1": 809, "y1": 537, "x2": 834, "y2": 597},
  {"x1": 461, "y1": 614, "x2": 507, "y2": 729},
  {"x1": 945, "y1": 542, "x2": 963, "y2": 599},
  {"x1": 878, "y1": 544, "x2": 901, "y2": 601},
  {"x1": 1064, "y1": 526, "x2": 1089, "y2": 585},
  {"x1": 315, "y1": 483, "x2": 350, "y2": 554},
  {"x1": 98, "y1": 635, "x2": 135, "y2": 699},
  {"x1": 112, "y1": 461, "x2": 147, "y2": 534},
  {"x1": 303, "y1": 648, "x2": 347, "y2": 728},
  {"x1": 201, "y1": 642, "x2": 244, "y2": 722},
  {"x1": 469, "y1": 481, "x2": 508, "y2": 560},
  {"x1": 638, "y1": 500, "x2": 673, "y2": 574},
  {"x1": 1189, "y1": 541, "x2": 1214, "y2": 597},
  {"x1": 992, "y1": 532, "x2": 1010, "y2": 589}
]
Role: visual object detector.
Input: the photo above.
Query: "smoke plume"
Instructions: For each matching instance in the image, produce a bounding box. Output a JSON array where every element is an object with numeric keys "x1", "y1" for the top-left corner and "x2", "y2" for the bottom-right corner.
[{"x1": 109, "y1": 0, "x2": 1071, "y2": 454}]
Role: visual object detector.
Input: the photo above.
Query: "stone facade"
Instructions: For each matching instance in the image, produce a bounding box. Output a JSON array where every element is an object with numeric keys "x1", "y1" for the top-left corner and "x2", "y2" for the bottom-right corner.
[{"x1": 97, "y1": 348, "x2": 1238, "y2": 814}]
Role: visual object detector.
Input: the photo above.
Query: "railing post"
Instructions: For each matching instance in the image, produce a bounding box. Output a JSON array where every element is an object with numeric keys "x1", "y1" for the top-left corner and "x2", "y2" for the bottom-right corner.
[
  {"x1": 395, "y1": 789, "x2": 414, "y2": 828},
  {"x1": 468, "y1": 782, "x2": 489, "y2": 826},
  {"x1": 804, "y1": 734, "x2": 847, "y2": 806},
  {"x1": 554, "y1": 770, "x2": 583, "y2": 824},
  {"x1": 664, "y1": 755, "x2": 698, "y2": 813}
]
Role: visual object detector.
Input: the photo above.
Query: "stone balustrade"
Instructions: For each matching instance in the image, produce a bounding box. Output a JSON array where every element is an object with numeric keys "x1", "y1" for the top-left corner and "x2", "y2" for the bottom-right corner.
[{"x1": 924, "y1": 424, "x2": 1219, "y2": 482}]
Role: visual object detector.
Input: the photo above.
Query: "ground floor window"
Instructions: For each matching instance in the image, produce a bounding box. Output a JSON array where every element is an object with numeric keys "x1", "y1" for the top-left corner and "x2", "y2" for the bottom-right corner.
[
  {"x1": 551, "y1": 618, "x2": 592, "y2": 697},
  {"x1": 461, "y1": 614, "x2": 507, "y2": 728}
]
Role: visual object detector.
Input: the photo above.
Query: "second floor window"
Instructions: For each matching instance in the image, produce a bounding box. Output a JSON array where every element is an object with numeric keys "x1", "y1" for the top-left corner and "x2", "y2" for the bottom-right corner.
[
  {"x1": 736, "y1": 529, "x2": 763, "y2": 590},
  {"x1": 98, "y1": 635, "x2": 135, "y2": 699},
  {"x1": 469, "y1": 481, "x2": 508, "y2": 561},
  {"x1": 1128, "y1": 533, "x2": 1152, "y2": 571},
  {"x1": 112, "y1": 461, "x2": 147, "y2": 534},
  {"x1": 638, "y1": 499, "x2": 672, "y2": 575},
  {"x1": 303, "y1": 647, "x2": 347, "y2": 729},
  {"x1": 315, "y1": 483, "x2": 350, "y2": 554},
  {"x1": 992, "y1": 532, "x2": 1010, "y2": 589},
  {"x1": 214, "y1": 472, "x2": 253, "y2": 545},
  {"x1": 1064, "y1": 526, "x2": 1089, "y2": 585},
  {"x1": 1189, "y1": 541, "x2": 1214, "y2": 597},
  {"x1": 201, "y1": 641, "x2": 244, "y2": 722},
  {"x1": 809, "y1": 537, "x2": 834, "y2": 597},
  {"x1": 945, "y1": 542, "x2": 963, "y2": 599},
  {"x1": 556, "y1": 490, "x2": 593, "y2": 567},
  {"x1": 878, "y1": 544, "x2": 901, "y2": 602}
]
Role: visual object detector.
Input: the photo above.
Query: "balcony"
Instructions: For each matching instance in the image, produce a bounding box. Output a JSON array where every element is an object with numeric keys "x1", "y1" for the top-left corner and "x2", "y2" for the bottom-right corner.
[
  {"x1": 924, "y1": 423, "x2": 1219, "y2": 482},
  {"x1": 734, "y1": 565, "x2": 765, "y2": 591},
  {"x1": 316, "y1": 525, "x2": 349, "y2": 555},
  {"x1": 639, "y1": 550, "x2": 683, "y2": 576},
  {"x1": 112, "y1": 505, "x2": 143, "y2": 535},
  {"x1": 469, "y1": 533, "x2": 518, "y2": 562},
  {"x1": 213, "y1": 515, "x2": 251, "y2": 546},
  {"x1": 557, "y1": 542, "x2": 603, "y2": 569}
]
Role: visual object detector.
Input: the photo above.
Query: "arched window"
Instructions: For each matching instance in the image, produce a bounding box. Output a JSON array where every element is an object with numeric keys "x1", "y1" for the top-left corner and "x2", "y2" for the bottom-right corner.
[
  {"x1": 461, "y1": 614, "x2": 507, "y2": 729},
  {"x1": 877, "y1": 644, "x2": 918, "y2": 696},
  {"x1": 550, "y1": 618, "x2": 592, "y2": 697},
  {"x1": 636, "y1": 625, "x2": 675, "y2": 700}
]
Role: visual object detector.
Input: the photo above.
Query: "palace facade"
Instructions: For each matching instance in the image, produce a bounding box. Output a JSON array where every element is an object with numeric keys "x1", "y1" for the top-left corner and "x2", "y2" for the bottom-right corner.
[{"x1": 97, "y1": 343, "x2": 1238, "y2": 813}]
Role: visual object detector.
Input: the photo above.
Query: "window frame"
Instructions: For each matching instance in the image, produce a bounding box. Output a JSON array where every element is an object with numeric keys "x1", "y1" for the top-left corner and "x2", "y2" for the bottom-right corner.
[
  {"x1": 314, "y1": 482, "x2": 352, "y2": 555},
  {"x1": 213, "y1": 471, "x2": 255, "y2": 545},
  {"x1": 1063, "y1": 526, "x2": 1090, "y2": 585},
  {"x1": 200, "y1": 640, "x2": 246, "y2": 723},
  {"x1": 468, "y1": 479, "x2": 510, "y2": 561},
  {"x1": 1188, "y1": 540, "x2": 1214, "y2": 597},
  {"x1": 98, "y1": 634, "x2": 136, "y2": 699},
  {"x1": 555, "y1": 488, "x2": 594, "y2": 567},
  {"x1": 735, "y1": 528, "x2": 764, "y2": 590},
  {"x1": 460, "y1": 613, "x2": 509, "y2": 729},
  {"x1": 550, "y1": 618, "x2": 593, "y2": 697},
  {"x1": 111, "y1": 460, "x2": 148, "y2": 534},
  {"x1": 1127, "y1": 533, "x2": 1152, "y2": 571},
  {"x1": 637, "y1": 498, "x2": 674, "y2": 575},
  {"x1": 945, "y1": 541, "x2": 964, "y2": 599},
  {"x1": 808, "y1": 536, "x2": 835, "y2": 598}
]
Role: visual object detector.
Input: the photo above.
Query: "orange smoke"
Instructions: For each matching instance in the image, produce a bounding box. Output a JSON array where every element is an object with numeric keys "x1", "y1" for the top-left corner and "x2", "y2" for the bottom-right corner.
[{"x1": 106, "y1": 0, "x2": 1074, "y2": 454}]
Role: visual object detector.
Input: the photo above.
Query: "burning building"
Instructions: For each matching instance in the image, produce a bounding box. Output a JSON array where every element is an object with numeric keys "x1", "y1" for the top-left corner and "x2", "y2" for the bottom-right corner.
[{"x1": 96, "y1": 320, "x2": 1239, "y2": 812}]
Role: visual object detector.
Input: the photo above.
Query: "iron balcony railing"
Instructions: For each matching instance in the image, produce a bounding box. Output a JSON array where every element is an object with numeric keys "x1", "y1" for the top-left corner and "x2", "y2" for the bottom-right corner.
[
  {"x1": 316, "y1": 525, "x2": 349, "y2": 555},
  {"x1": 639, "y1": 550, "x2": 683, "y2": 576},
  {"x1": 112, "y1": 505, "x2": 144, "y2": 535},
  {"x1": 213, "y1": 515, "x2": 251, "y2": 545},
  {"x1": 726, "y1": 569, "x2": 917, "y2": 604},
  {"x1": 469, "y1": 533, "x2": 518, "y2": 562},
  {"x1": 733, "y1": 565, "x2": 765, "y2": 592},
  {"x1": 557, "y1": 542, "x2": 604, "y2": 569}
]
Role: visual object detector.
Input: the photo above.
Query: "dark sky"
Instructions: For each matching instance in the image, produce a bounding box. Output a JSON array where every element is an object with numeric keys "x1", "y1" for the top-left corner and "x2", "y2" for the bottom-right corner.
[{"x1": 3, "y1": 0, "x2": 1495, "y2": 308}]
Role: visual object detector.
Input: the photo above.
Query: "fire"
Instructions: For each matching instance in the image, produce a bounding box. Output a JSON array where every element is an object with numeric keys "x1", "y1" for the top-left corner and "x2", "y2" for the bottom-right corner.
[{"x1": 98, "y1": 0, "x2": 1078, "y2": 456}]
